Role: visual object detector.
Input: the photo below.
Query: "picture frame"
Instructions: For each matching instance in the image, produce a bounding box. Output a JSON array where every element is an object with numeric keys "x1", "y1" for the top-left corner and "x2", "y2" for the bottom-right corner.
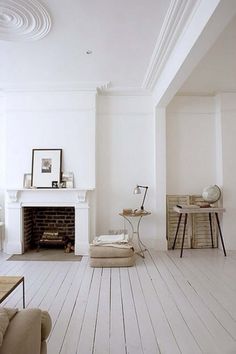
[
  {"x1": 62, "y1": 172, "x2": 74, "y2": 188},
  {"x1": 31, "y1": 149, "x2": 62, "y2": 188},
  {"x1": 23, "y1": 173, "x2": 32, "y2": 189}
]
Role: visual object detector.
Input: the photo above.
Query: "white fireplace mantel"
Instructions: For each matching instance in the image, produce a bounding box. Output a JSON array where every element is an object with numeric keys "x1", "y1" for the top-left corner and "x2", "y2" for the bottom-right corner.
[{"x1": 5, "y1": 188, "x2": 94, "y2": 255}]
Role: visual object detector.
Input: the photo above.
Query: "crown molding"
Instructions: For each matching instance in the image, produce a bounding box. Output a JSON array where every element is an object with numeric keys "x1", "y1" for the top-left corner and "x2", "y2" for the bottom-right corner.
[
  {"x1": 1, "y1": 82, "x2": 151, "y2": 97},
  {"x1": 177, "y1": 90, "x2": 236, "y2": 97},
  {"x1": 98, "y1": 87, "x2": 152, "y2": 97},
  {"x1": 142, "y1": 0, "x2": 201, "y2": 91},
  {"x1": 1, "y1": 81, "x2": 111, "y2": 93},
  {"x1": 0, "y1": 0, "x2": 51, "y2": 41}
]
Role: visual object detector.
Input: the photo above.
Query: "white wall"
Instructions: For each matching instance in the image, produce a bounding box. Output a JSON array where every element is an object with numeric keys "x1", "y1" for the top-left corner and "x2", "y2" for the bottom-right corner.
[
  {"x1": 1, "y1": 89, "x2": 97, "y2": 241},
  {"x1": 155, "y1": 107, "x2": 167, "y2": 249},
  {"x1": 166, "y1": 96, "x2": 216, "y2": 195},
  {"x1": 96, "y1": 94, "x2": 157, "y2": 247},
  {"x1": 216, "y1": 92, "x2": 236, "y2": 249},
  {"x1": 4, "y1": 90, "x2": 96, "y2": 189},
  {"x1": 0, "y1": 94, "x2": 6, "y2": 223}
]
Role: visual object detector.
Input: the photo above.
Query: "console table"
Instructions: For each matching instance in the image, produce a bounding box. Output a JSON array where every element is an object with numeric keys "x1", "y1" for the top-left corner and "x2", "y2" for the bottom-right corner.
[
  {"x1": 172, "y1": 206, "x2": 226, "y2": 258},
  {"x1": 119, "y1": 211, "x2": 151, "y2": 258}
]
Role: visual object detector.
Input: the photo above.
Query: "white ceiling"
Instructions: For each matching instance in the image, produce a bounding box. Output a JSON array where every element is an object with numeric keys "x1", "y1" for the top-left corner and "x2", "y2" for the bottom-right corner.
[
  {"x1": 179, "y1": 15, "x2": 236, "y2": 95},
  {"x1": 0, "y1": 0, "x2": 171, "y2": 89}
]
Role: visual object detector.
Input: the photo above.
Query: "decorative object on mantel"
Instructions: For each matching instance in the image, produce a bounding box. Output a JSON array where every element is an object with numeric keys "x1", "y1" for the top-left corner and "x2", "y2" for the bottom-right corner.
[
  {"x1": 52, "y1": 181, "x2": 59, "y2": 188},
  {"x1": 133, "y1": 184, "x2": 149, "y2": 211},
  {"x1": 62, "y1": 172, "x2": 74, "y2": 188},
  {"x1": 23, "y1": 173, "x2": 32, "y2": 188},
  {"x1": 31, "y1": 149, "x2": 62, "y2": 188}
]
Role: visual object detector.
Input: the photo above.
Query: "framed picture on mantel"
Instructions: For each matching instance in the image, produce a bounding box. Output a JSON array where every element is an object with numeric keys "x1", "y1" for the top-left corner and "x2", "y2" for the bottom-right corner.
[{"x1": 31, "y1": 149, "x2": 62, "y2": 188}]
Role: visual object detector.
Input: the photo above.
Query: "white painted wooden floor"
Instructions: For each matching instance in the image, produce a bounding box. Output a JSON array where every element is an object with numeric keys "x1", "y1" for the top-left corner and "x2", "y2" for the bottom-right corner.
[{"x1": 1, "y1": 249, "x2": 236, "y2": 354}]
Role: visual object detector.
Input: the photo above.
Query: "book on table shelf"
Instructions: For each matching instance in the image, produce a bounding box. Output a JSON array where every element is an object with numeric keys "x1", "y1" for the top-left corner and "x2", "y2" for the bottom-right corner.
[{"x1": 176, "y1": 204, "x2": 200, "y2": 209}]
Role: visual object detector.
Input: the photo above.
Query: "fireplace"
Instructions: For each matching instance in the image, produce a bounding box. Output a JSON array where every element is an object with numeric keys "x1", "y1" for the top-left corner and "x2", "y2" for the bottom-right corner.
[
  {"x1": 24, "y1": 206, "x2": 75, "y2": 251},
  {"x1": 5, "y1": 188, "x2": 91, "y2": 255}
]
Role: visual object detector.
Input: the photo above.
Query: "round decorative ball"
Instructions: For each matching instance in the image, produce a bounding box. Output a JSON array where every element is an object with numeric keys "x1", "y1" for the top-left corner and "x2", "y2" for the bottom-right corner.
[{"x1": 202, "y1": 185, "x2": 221, "y2": 204}]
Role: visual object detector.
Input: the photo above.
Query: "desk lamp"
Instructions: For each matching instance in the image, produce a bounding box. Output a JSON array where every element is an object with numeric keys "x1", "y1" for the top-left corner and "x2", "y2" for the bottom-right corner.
[{"x1": 133, "y1": 185, "x2": 149, "y2": 211}]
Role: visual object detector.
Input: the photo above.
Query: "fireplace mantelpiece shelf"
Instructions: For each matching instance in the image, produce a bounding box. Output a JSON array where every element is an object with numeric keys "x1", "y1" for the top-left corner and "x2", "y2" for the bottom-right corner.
[
  {"x1": 6, "y1": 188, "x2": 93, "y2": 203},
  {"x1": 5, "y1": 188, "x2": 94, "y2": 255}
]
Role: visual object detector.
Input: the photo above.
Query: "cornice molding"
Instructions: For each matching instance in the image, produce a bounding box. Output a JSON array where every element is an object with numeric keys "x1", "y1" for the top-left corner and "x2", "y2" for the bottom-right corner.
[
  {"x1": 142, "y1": 0, "x2": 201, "y2": 91},
  {"x1": 1, "y1": 82, "x2": 151, "y2": 97},
  {"x1": 1, "y1": 81, "x2": 110, "y2": 93},
  {"x1": 0, "y1": 0, "x2": 51, "y2": 41},
  {"x1": 98, "y1": 87, "x2": 152, "y2": 97}
]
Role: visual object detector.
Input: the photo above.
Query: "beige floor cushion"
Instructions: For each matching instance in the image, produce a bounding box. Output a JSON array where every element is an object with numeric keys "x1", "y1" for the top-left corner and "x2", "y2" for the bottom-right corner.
[
  {"x1": 89, "y1": 244, "x2": 134, "y2": 258},
  {"x1": 90, "y1": 256, "x2": 135, "y2": 268}
]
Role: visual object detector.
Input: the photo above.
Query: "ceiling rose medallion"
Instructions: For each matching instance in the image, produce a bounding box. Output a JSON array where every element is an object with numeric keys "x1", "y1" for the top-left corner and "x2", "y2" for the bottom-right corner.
[{"x1": 0, "y1": 0, "x2": 51, "y2": 41}]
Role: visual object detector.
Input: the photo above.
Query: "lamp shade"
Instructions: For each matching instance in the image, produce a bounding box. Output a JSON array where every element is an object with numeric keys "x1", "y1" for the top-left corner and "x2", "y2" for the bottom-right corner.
[{"x1": 133, "y1": 185, "x2": 141, "y2": 194}]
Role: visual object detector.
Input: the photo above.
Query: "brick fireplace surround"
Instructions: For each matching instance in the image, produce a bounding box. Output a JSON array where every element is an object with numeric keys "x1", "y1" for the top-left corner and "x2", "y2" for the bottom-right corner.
[{"x1": 5, "y1": 189, "x2": 92, "y2": 255}]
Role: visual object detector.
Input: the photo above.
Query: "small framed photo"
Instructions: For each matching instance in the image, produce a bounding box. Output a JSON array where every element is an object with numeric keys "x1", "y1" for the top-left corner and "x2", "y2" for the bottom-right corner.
[
  {"x1": 60, "y1": 181, "x2": 66, "y2": 188},
  {"x1": 31, "y1": 149, "x2": 62, "y2": 188},
  {"x1": 62, "y1": 172, "x2": 74, "y2": 188},
  {"x1": 52, "y1": 181, "x2": 59, "y2": 188},
  {"x1": 23, "y1": 173, "x2": 32, "y2": 188}
]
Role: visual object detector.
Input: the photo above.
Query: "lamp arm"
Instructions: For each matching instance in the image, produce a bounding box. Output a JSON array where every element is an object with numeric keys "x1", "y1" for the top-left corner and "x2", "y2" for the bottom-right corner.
[{"x1": 140, "y1": 187, "x2": 148, "y2": 210}]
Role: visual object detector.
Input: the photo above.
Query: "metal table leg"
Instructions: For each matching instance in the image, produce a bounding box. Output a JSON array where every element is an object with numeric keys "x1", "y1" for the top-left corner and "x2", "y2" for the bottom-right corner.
[
  {"x1": 215, "y1": 213, "x2": 227, "y2": 256},
  {"x1": 122, "y1": 215, "x2": 147, "y2": 258},
  {"x1": 209, "y1": 213, "x2": 214, "y2": 248},
  {"x1": 22, "y1": 277, "x2": 25, "y2": 308},
  {"x1": 180, "y1": 214, "x2": 188, "y2": 258},
  {"x1": 172, "y1": 214, "x2": 182, "y2": 250}
]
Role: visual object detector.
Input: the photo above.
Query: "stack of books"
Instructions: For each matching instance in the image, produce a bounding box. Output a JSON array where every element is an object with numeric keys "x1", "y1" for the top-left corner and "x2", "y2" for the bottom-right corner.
[{"x1": 176, "y1": 204, "x2": 200, "y2": 209}]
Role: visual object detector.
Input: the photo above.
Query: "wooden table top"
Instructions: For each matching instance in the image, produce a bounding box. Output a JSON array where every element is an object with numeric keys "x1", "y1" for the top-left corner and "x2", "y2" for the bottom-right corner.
[
  {"x1": 173, "y1": 206, "x2": 226, "y2": 214},
  {"x1": 119, "y1": 211, "x2": 151, "y2": 217},
  {"x1": 0, "y1": 276, "x2": 24, "y2": 302}
]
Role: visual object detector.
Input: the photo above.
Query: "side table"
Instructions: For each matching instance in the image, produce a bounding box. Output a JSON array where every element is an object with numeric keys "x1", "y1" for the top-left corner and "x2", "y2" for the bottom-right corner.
[
  {"x1": 0, "y1": 276, "x2": 25, "y2": 308},
  {"x1": 119, "y1": 211, "x2": 151, "y2": 258},
  {"x1": 172, "y1": 206, "x2": 226, "y2": 258}
]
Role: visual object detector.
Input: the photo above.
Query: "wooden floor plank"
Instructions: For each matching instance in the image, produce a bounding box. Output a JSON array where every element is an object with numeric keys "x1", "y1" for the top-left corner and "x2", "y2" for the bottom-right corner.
[
  {"x1": 128, "y1": 265, "x2": 160, "y2": 354},
  {"x1": 60, "y1": 262, "x2": 94, "y2": 354},
  {"x1": 159, "y1": 251, "x2": 236, "y2": 353},
  {"x1": 48, "y1": 258, "x2": 88, "y2": 353},
  {"x1": 109, "y1": 268, "x2": 126, "y2": 354},
  {"x1": 188, "y1": 252, "x2": 236, "y2": 319},
  {"x1": 76, "y1": 267, "x2": 102, "y2": 353},
  {"x1": 0, "y1": 251, "x2": 236, "y2": 354},
  {"x1": 93, "y1": 268, "x2": 110, "y2": 354},
  {"x1": 168, "y1": 251, "x2": 236, "y2": 341},
  {"x1": 151, "y1": 251, "x2": 222, "y2": 353},
  {"x1": 120, "y1": 267, "x2": 143, "y2": 354},
  {"x1": 136, "y1": 257, "x2": 181, "y2": 354},
  {"x1": 144, "y1": 252, "x2": 201, "y2": 354},
  {"x1": 39, "y1": 262, "x2": 73, "y2": 311}
]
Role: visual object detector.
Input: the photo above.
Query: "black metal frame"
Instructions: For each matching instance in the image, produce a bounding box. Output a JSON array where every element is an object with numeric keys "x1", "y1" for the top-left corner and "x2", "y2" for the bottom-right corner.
[
  {"x1": 31, "y1": 148, "x2": 62, "y2": 188},
  {"x1": 172, "y1": 212, "x2": 226, "y2": 257}
]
